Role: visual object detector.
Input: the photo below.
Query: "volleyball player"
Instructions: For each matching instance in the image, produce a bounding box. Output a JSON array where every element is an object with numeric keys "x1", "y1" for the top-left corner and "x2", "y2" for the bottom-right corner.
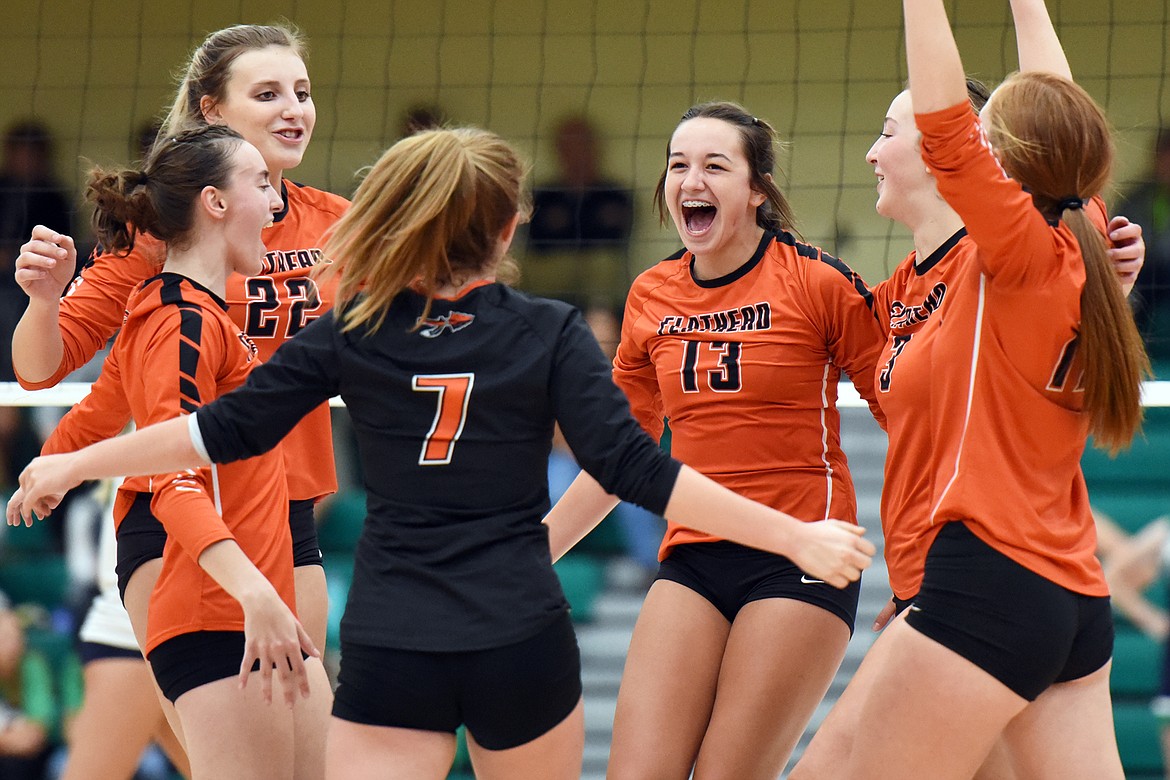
[
  {"x1": 8, "y1": 126, "x2": 873, "y2": 780},
  {"x1": 794, "y1": 0, "x2": 1148, "y2": 776},
  {"x1": 20, "y1": 125, "x2": 323, "y2": 779},
  {"x1": 12, "y1": 22, "x2": 341, "y2": 769},
  {"x1": 791, "y1": 0, "x2": 1147, "y2": 776},
  {"x1": 543, "y1": 101, "x2": 887, "y2": 779}
]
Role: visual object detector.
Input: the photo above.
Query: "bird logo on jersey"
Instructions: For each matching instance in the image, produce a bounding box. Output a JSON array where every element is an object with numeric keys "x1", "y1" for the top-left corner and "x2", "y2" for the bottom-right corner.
[{"x1": 417, "y1": 311, "x2": 475, "y2": 338}]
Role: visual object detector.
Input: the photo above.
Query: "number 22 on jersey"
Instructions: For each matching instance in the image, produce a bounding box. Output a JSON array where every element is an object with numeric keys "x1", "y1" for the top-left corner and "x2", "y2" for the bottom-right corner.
[{"x1": 413, "y1": 374, "x2": 475, "y2": 466}]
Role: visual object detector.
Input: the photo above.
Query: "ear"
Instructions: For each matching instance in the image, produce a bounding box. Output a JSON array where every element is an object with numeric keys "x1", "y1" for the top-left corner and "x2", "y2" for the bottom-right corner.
[
  {"x1": 200, "y1": 95, "x2": 223, "y2": 125},
  {"x1": 498, "y1": 211, "x2": 523, "y2": 254},
  {"x1": 199, "y1": 185, "x2": 228, "y2": 222},
  {"x1": 749, "y1": 172, "x2": 772, "y2": 208}
]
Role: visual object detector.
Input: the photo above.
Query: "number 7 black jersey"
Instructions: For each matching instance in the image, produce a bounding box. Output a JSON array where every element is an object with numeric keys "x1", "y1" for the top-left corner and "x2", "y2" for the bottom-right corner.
[{"x1": 193, "y1": 281, "x2": 681, "y2": 651}]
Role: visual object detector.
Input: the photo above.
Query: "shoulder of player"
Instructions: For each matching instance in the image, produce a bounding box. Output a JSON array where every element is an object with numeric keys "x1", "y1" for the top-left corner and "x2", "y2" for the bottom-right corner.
[
  {"x1": 282, "y1": 179, "x2": 350, "y2": 218},
  {"x1": 129, "y1": 274, "x2": 231, "y2": 325},
  {"x1": 766, "y1": 230, "x2": 871, "y2": 291},
  {"x1": 489, "y1": 285, "x2": 586, "y2": 343},
  {"x1": 627, "y1": 247, "x2": 689, "y2": 294},
  {"x1": 81, "y1": 233, "x2": 166, "y2": 282}
]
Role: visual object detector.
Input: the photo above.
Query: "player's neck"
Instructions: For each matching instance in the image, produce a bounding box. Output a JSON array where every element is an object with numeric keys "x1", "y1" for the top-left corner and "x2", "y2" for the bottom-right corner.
[
  {"x1": 164, "y1": 240, "x2": 230, "y2": 299},
  {"x1": 691, "y1": 226, "x2": 766, "y2": 281},
  {"x1": 911, "y1": 208, "x2": 965, "y2": 266}
]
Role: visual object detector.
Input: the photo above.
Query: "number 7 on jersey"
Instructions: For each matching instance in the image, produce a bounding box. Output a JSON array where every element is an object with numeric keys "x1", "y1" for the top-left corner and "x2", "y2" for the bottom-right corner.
[{"x1": 413, "y1": 373, "x2": 475, "y2": 465}]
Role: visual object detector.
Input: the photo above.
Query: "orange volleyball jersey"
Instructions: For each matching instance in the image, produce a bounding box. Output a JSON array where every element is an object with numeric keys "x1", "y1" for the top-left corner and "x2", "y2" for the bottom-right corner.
[
  {"x1": 80, "y1": 274, "x2": 293, "y2": 652},
  {"x1": 616, "y1": 230, "x2": 885, "y2": 559},
  {"x1": 874, "y1": 101, "x2": 1106, "y2": 598},
  {"x1": 19, "y1": 180, "x2": 347, "y2": 503}
]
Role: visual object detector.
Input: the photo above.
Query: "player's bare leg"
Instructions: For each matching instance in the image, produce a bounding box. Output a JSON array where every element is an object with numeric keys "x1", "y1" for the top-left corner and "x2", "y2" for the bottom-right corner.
[
  {"x1": 995, "y1": 663, "x2": 1123, "y2": 779},
  {"x1": 841, "y1": 619, "x2": 1028, "y2": 780},
  {"x1": 325, "y1": 719, "x2": 457, "y2": 780},
  {"x1": 607, "y1": 580, "x2": 731, "y2": 780},
  {"x1": 122, "y1": 558, "x2": 187, "y2": 751},
  {"x1": 61, "y1": 656, "x2": 190, "y2": 780},
  {"x1": 694, "y1": 598, "x2": 850, "y2": 779}
]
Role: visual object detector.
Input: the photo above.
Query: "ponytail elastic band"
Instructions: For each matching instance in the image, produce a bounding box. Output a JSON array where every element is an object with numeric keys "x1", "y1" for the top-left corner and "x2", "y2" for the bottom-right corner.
[
  {"x1": 134, "y1": 171, "x2": 149, "y2": 187},
  {"x1": 1057, "y1": 196, "x2": 1084, "y2": 212}
]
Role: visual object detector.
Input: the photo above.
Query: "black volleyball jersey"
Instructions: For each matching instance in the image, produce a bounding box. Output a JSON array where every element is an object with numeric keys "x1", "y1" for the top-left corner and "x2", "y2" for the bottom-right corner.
[{"x1": 194, "y1": 281, "x2": 682, "y2": 651}]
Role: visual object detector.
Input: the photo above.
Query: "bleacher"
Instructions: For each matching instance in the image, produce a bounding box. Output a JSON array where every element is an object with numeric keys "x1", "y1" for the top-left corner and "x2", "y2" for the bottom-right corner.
[{"x1": 1083, "y1": 406, "x2": 1170, "y2": 778}]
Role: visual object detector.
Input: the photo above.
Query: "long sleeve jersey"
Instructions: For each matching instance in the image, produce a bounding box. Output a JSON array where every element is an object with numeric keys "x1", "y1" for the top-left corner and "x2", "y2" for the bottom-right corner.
[
  {"x1": 615, "y1": 230, "x2": 886, "y2": 560},
  {"x1": 192, "y1": 282, "x2": 682, "y2": 651},
  {"x1": 19, "y1": 180, "x2": 347, "y2": 503},
  {"x1": 53, "y1": 274, "x2": 294, "y2": 653},
  {"x1": 872, "y1": 100, "x2": 1108, "y2": 599}
]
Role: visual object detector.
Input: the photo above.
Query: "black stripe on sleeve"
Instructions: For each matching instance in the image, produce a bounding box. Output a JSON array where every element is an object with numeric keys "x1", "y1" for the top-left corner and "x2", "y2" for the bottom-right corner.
[{"x1": 159, "y1": 275, "x2": 207, "y2": 413}]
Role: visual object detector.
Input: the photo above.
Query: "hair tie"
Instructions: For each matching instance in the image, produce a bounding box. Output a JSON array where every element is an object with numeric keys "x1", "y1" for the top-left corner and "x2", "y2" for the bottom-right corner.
[
  {"x1": 1057, "y1": 196, "x2": 1084, "y2": 212},
  {"x1": 133, "y1": 171, "x2": 149, "y2": 188}
]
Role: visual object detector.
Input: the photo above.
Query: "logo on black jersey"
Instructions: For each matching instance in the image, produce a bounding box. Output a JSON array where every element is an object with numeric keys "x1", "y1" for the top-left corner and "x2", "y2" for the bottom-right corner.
[
  {"x1": 888, "y1": 283, "x2": 947, "y2": 330},
  {"x1": 417, "y1": 311, "x2": 475, "y2": 338}
]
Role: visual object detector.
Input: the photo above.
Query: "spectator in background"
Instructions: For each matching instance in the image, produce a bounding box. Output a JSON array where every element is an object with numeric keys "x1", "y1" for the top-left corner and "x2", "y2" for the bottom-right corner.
[
  {"x1": 0, "y1": 120, "x2": 75, "y2": 382},
  {"x1": 0, "y1": 599, "x2": 55, "y2": 780},
  {"x1": 0, "y1": 409, "x2": 41, "y2": 499},
  {"x1": 1118, "y1": 127, "x2": 1170, "y2": 367},
  {"x1": 133, "y1": 119, "x2": 162, "y2": 164},
  {"x1": 400, "y1": 103, "x2": 447, "y2": 137},
  {"x1": 525, "y1": 114, "x2": 634, "y2": 306}
]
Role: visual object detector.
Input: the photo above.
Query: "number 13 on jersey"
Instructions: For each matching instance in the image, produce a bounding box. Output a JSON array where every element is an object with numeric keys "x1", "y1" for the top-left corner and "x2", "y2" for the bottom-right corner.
[{"x1": 413, "y1": 373, "x2": 475, "y2": 466}]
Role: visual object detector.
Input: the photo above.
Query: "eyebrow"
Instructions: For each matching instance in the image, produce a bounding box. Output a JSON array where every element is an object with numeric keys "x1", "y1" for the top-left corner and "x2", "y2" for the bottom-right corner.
[
  {"x1": 249, "y1": 79, "x2": 311, "y2": 89},
  {"x1": 668, "y1": 151, "x2": 733, "y2": 162}
]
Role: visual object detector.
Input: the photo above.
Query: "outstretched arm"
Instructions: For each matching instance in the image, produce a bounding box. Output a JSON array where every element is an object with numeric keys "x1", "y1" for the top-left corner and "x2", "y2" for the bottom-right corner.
[
  {"x1": 1009, "y1": 0, "x2": 1073, "y2": 79},
  {"x1": 7, "y1": 416, "x2": 199, "y2": 524},
  {"x1": 544, "y1": 471, "x2": 621, "y2": 562},
  {"x1": 903, "y1": 0, "x2": 968, "y2": 114},
  {"x1": 11, "y1": 226, "x2": 73, "y2": 384}
]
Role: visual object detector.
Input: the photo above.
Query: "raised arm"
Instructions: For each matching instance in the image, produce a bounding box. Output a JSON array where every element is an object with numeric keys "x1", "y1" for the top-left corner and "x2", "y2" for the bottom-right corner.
[
  {"x1": 11, "y1": 227, "x2": 75, "y2": 383},
  {"x1": 903, "y1": 0, "x2": 968, "y2": 114},
  {"x1": 13, "y1": 228, "x2": 160, "y2": 389},
  {"x1": 1009, "y1": 0, "x2": 1073, "y2": 79}
]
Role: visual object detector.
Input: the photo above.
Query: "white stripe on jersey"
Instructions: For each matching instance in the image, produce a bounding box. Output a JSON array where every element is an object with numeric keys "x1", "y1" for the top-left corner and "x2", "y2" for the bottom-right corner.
[{"x1": 930, "y1": 272, "x2": 987, "y2": 522}]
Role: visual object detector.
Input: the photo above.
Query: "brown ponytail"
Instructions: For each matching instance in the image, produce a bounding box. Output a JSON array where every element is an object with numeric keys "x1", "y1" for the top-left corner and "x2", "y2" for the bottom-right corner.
[
  {"x1": 983, "y1": 72, "x2": 1150, "y2": 452},
  {"x1": 86, "y1": 125, "x2": 243, "y2": 255}
]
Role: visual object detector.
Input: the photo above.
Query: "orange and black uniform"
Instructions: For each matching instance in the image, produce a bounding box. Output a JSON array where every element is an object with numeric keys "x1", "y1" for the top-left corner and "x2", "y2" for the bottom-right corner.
[
  {"x1": 617, "y1": 230, "x2": 885, "y2": 556},
  {"x1": 18, "y1": 180, "x2": 344, "y2": 502},
  {"x1": 23, "y1": 181, "x2": 345, "y2": 574},
  {"x1": 50, "y1": 273, "x2": 293, "y2": 697},
  {"x1": 874, "y1": 100, "x2": 1113, "y2": 700},
  {"x1": 615, "y1": 230, "x2": 885, "y2": 627}
]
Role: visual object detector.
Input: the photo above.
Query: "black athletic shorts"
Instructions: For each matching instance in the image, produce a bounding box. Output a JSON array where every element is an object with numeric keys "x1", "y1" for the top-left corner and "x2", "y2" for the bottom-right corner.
[
  {"x1": 288, "y1": 498, "x2": 324, "y2": 568},
  {"x1": 892, "y1": 595, "x2": 915, "y2": 615},
  {"x1": 655, "y1": 540, "x2": 861, "y2": 633},
  {"x1": 905, "y1": 521, "x2": 1113, "y2": 702},
  {"x1": 78, "y1": 641, "x2": 143, "y2": 665},
  {"x1": 115, "y1": 494, "x2": 323, "y2": 602},
  {"x1": 114, "y1": 493, "x2": 166, "y2": 604},
  {"x1": 332, "y1": 612, "x2": 582, "y2": 750},
  {"x1": 148, "y1": 630, "x2": 249, "y2": 703}
]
